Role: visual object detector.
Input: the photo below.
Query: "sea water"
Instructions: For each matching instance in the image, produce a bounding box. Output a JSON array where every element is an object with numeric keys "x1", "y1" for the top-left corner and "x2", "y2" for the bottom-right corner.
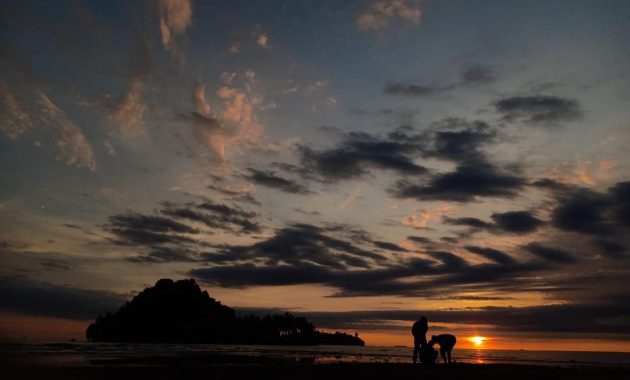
[{"x1": 2, "y1": 342, "x2": 630, "y2": 368}]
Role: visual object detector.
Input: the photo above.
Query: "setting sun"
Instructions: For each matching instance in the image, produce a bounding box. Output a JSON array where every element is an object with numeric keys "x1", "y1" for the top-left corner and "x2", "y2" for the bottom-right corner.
[{"x1": 469, "y1": 336, "x2": 486, "y2": 347}]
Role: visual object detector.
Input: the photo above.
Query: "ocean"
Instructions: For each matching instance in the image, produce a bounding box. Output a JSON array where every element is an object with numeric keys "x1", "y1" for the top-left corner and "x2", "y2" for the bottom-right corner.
[{"x1": 2, "y1": 343, "x2": 630, "y2": 368}]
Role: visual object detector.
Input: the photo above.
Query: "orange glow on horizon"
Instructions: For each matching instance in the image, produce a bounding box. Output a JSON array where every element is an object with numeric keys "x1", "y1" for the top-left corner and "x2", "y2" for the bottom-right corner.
[{"x1": 469, "y1": 336, "x2": 487, "y2": 347}]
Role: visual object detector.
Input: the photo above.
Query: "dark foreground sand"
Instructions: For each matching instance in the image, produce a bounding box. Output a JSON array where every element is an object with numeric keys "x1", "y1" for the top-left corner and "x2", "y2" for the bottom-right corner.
[{"x1": 4, "y1": 361, "x2": 630, "y2": 380}]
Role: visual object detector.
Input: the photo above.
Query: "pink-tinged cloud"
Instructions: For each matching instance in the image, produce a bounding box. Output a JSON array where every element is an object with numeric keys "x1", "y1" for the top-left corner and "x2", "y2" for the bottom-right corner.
[
  {"x1": 158, "y1": 0, "x2": 192, "y2": 56},
  {"x1": 402, "y1": 204, "x2": 455, "y2": 229},
  {"x1": 37, "y1": 93, "x2": 96, "y2": 171},
  {"x1": 190, "y1": 74, "x2": 265, "y2": 162},
  {"x1": 110, "y1": 80, "x2": 147, "y2": 137},
  {"x1": 0, "y1": 81, "x2": 31, "y2": 139},
  {"x1": 357, "y1": 0, "x2": 422, "y2": 31}
]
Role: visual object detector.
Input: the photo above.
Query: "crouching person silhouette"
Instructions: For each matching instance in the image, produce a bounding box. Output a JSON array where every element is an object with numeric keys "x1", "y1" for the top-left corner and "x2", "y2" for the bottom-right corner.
[
  {"x1": 412, "y1": 316, "x2": 428, "y2": 364},
  {"x1": 428, "y1": 334, "x2": 457, "y2": 364}
]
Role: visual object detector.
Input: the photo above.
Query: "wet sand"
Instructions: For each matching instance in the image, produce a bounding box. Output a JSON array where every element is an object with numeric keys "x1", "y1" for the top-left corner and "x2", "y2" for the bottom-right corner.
[{"x1": 3, "y1": 361, "x2": 630, "y2": 380}]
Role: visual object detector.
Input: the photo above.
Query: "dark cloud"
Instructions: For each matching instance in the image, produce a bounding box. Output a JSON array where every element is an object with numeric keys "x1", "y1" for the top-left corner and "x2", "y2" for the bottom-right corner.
[
  {"x1": 384, "y1": 66, "x2": 496, "y2": 97},
  {"x1": 373, "y1": 241, "x2": 408, "y2": 252},
  {"x1": 491, "y1": 211, "x2": 544, "y2": 233},
  {"x1": 199, "y1": 223, "x2": 387, "y2": 271},
  {"x1": 523, "y1": 242, "x2": 577, "y2": 263},
  {"x1": 384, "y1": 83, "x2": 441, "y2": 97},
  {"x1": 295, "y1": 120, "x2": 506, "y2": 194},
  {"x1": 541, "y1": 181, "x2": 630, "y2": 239},
  {"x1": 39, "y1": 258, "x2": 73, "y2": 270},
  {"x1": 460, "y1": 65, "x2": 496, "y2": 85},
  {"x1": 465, "y1": 246, "x2": 516, "y2": 265},
  {"x1": 551, "y1": 190, "x2": 610, "y2": 234},
  {"x1": 244, "y1": 168, "x2": 312, "y2": 194},
  {"x1": 594, "y1": 239, "x2": 627, "y2": 259},
  {"x1": 495, "y1": 95, "x2": 582, "y2": 126},
  {"x1": 296, "y1": 298, "x2": 630, "y2": 335},
  {"x1": 427, "y1": 119, "x2": 496, "y2": 162},
  {"x1": 299, "y1": 131, "x2": 427, "y2": 181},
  {"x1": 128, "y1": 247, "x2": 199, "y2": 263},
  {"x1": 292, "y1": 207, "x2": 321, "y2": 216},
  {"x1": 392, "y1": 160, "x2": 525, "y2": 202},
  {"x1": 107, "y1": 199, "x2": 261, "y2": 263},
  {"x1": 189, "y1": 223, "x2": 561, "y2": 298},
  {"x1": 608, "y1": 181, "x2": 630, "y2": 227},
  {"x1": 169, "y1": 200, "x2": 260, "y2": 233},
  {"x1": 207, "y1": 182, "x2": 261, "y2": 206},
  {"x1": 444, "y1": 217, "x2": 493, "y2": 229},
  {"x1": 107, "y1": 213, "x2": 199, "y2": 246},
  {"x1": 0, "y1": 276, "x2": 126, "y2": 320},
  {"x1": 406, "y1": 236, "x2": 433, "y2": 245},
  {"x1": 445, "y1": 211, "x2": 542, "y2": 235}
]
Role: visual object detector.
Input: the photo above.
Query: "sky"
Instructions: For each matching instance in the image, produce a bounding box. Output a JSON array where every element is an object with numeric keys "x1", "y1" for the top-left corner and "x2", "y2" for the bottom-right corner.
[{"x1": 1, "y1": 0, "x2": 630, "y2": 351}]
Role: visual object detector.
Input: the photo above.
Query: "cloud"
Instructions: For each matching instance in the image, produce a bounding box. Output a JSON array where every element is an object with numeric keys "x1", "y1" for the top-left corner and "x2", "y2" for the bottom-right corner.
[
  {"x1": 244, "y1": 168, "x2": 312, "y2": 194},
  {"x1": 187, "y1": 220, "x2": 570, "y2": 298},
  {"x1": 299, "y1": 131, "x2": 427, "y2": 181},
  {"x1": 110, "y1": 80, "x2": 146, "y2": 135},
  {"x1": 37, "y1": 93, "x2": 96, "y2": 171},
  {"x1": 608, "y1": 181, "x2": 630, "y2": 227},
  {"x1": 107, "y1": 36, "x2": 152, "y2": 138},
  {"x1": 128, "y1": 246, "x2": 199, "y2": 263},
  {"x1": 0, "y1": 81, "x2": 31, "y2": 139},
  {"x1": 107, "y1": 212, "x2": 199, "y2": 246},
  {"x1": 357, "y1": 0, "x2": 421, "y2": 31},
  {"x1": 465, "y1": 246, "x2": 516, "y2": 265},
  {"x1": 384, "y1": 83, "x2": 439, "y2": 97},
  {"x1": 158, "y1": 0, "x2": 192, "y2": 57},
  {"x1": 594, "y1": 239, "x2": 627, "y2": 259},
  {"x1": 198, "y1": 223, "x2": 387, "y2": 270},
  {"x1": 452, "y1": 211, "x2": 545, "y2": 234},
  {"x1": 522, "y1": 242, "x2": 578, "y2": 264},
  {"x1": 384, "y1": 66, "x2": 496, "y2": 97},
  {"x1": 0, "y1": 276, "x2": 126, "y2": 320},
  {"x1": 443, "y1": 216, "x2": 492, "y2": 229},
  {"x1": 550, "y1": 187, "x2": 612, "y2": 235},
  {"x1": 207, "y1": 182, "x2": 261, "y2": 206},
  {"x1": 405, "y1": 236, "x2": 433, "y2": 245},
  {"x1": 495, "y1": 95, "x2": 582, "y2": 126},
  {"x1": 256, "y1": 33, "x2": 270, "y2": 48},
  {"x1": 294, "y1": 299, "x2": 630, "y2": 335},
  {"x1": 106, "y1": 198, "x2": 262, "y2": 262},
  {"x1": 493, "y1": 211, "x2": 544, "y2": 233},
  {"x1": 402, "y1": 204, "x2": 455, "y2": 229},
  {"x1": 392, "y1": 160, "x2": 524, "y2": 202},
  {"x1": 196, "y1": 200, "x2": 261, "y2": 233},
  {"x1": 187, "y1": 79, "x2": 264, "y2": 161},
  {"x1": 460, "y1": 65, "x2": 496, "y2": 85},
  {"x1": 373, "y1": 241, "x2": 408, "y2": 252},
  {"x1": 427, "y1": 119, "x2": 496, "y2": 162}
]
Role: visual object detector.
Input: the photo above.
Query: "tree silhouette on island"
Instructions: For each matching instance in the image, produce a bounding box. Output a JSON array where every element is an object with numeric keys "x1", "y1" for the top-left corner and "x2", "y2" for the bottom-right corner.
[{"x1": 86, "y1": 279, "x2": 364, "y2": 346}]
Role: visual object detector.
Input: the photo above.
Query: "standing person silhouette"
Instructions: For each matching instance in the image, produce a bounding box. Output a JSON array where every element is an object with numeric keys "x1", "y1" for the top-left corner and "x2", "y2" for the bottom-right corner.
[{"x1": 412, "y1": 316, "x2": 428, "y2": 364}]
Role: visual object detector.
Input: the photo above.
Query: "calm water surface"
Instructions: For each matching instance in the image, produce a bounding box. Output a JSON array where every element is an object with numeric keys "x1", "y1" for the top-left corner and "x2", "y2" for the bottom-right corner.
[{"x1": 3, "y1": 343, "x2": 630, "y2": 368}]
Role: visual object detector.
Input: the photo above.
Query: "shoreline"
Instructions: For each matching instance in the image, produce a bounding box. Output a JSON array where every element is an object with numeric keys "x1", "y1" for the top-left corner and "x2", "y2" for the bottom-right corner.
[{"x1": 3, "y1": 362, "x2": 630, "y2": 380}]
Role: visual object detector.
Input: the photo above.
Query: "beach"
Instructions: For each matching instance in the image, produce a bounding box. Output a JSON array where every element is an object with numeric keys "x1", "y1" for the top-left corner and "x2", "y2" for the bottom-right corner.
[
  {"x1": 4, "y1": 361, "x2": 630, "y2": 380},
  {"x1": 3, "y1": 343, "x2": 630, "y2": 380}
]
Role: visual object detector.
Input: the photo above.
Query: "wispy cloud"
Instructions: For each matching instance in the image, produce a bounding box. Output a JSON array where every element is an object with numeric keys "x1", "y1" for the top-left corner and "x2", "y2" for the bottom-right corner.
[
  {"x1": 37, "y1": 93, "x2": 96, "y2": 171},
  {"x1": 357, "y1": 0, "x2": 422, "y2": 31},
  {"x1": 158, "y1": 0, "x2": 192, "y2": 57},
  {"x1": 0, "y1": 81, "x2": 32, "y2": 139}
]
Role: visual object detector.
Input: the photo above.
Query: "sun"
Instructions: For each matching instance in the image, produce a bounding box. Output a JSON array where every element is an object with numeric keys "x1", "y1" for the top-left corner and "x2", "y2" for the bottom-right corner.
[{"x1": 468, "y1": 336, "x2": 486, "y2": 347}]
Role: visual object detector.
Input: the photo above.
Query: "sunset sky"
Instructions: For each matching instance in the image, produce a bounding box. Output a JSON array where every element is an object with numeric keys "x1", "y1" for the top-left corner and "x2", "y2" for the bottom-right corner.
[{"x1": 1, "y1": 0, "x2": 630, "y2": 351}]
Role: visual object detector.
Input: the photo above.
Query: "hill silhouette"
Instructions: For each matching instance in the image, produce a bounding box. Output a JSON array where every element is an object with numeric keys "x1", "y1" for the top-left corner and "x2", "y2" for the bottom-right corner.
[{"x1": 86, "y1": 278, "x2": 364, "y2": 345}]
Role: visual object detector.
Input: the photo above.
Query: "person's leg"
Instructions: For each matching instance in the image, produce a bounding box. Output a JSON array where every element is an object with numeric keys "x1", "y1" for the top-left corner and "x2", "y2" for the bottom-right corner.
[
  {"x1": 447, "y1": 349, "x2": 452, "y2": 363},
  {"x1": 413, "y1": 339, "x2": 419, "y2": 363},
  {"x1": 440, "y1": 348, "x2": 447, "y2": 363}
]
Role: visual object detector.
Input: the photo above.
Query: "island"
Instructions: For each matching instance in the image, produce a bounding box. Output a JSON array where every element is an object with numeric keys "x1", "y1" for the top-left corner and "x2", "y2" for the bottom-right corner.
[{"x1": 86, "y1": 278, "x2": 364, "y2": 346}]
